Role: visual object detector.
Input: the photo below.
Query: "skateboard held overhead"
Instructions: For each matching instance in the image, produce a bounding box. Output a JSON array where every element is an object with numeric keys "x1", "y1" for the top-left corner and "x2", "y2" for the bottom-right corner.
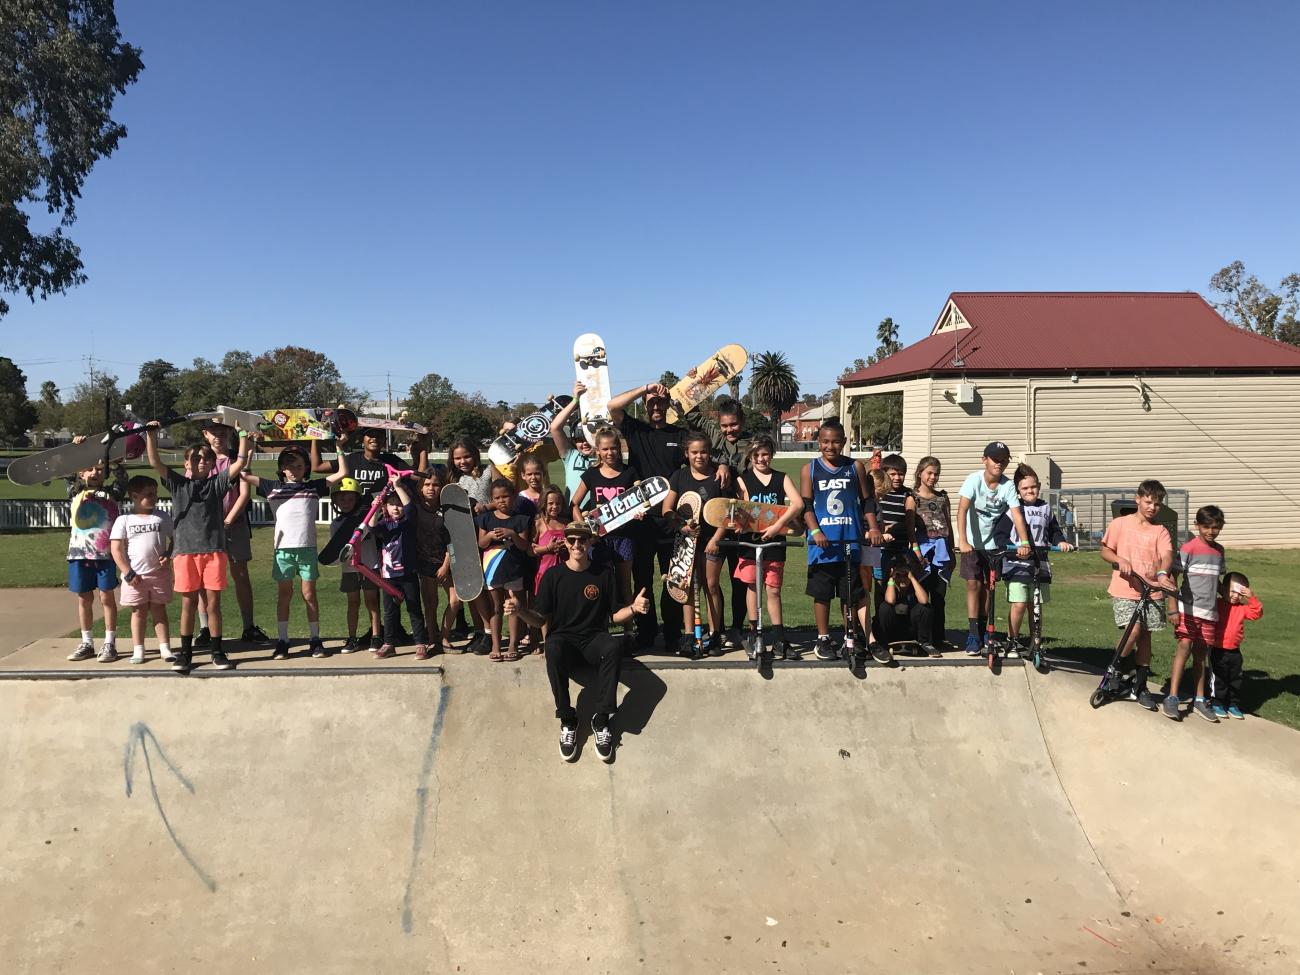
[
  {"x1": 664, "y1": 345, "x2": 748, "y2": 425},
  {"x1": 488, "y1": 394, "x2": 574, "y2": 469},
  {"x1": 573, "y1": 333, "x2": 612, "y2": 446}
]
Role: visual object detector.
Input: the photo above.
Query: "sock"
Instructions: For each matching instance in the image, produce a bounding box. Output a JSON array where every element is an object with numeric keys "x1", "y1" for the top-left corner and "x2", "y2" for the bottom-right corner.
[
  {"x1": 104, "y1": 629, "x2": 115, "y2": 647},
  {"x1": 81, "y1": 629, "x2": 93, "y2": 644},
  {"x1": 1135, "y1": 665, "x2": 1150, "y2": 688},
  {"x1": 159, "y1": 641, "x2": 171, "y2": 654},
  {"x1": 199, "y1": 611, "x2": 209, "y2": 630},
  {"x1": 978, "y1": 617, "x2": 987, "y2": 638},
  {"x1": 134, "y1": 644, "x2": 146, "y2": 656},
  {"x1": 1195, "y1": 695, "x2": 1206, "y2": 702},
  {"x1": 211, "y1": 636, "x2": 223, "y2": 654},
  {"x1": 968, "y1": 618, "x2": 979, "y2": 637},
  {"x1": 309, "y1": 620, "x2": 320, "y2": 639},
  {"x1": 278, "y1": 621, "x2": 289, "y2": 641},
  {"x1": 181, "y1": 634, "x2": 193, "y2": 651}
]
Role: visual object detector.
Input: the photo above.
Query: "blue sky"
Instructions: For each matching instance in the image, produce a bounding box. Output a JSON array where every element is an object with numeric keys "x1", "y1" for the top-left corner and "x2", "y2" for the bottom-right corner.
[{"x1": 5, "y1": 0, "x2": 1299, "y2": 410}]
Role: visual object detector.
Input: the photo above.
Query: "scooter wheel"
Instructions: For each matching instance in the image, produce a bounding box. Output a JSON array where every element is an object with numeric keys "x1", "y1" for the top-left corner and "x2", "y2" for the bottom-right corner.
[
  {"x1": 1034, "y1": 651, "x2": 1049, "y2": 674},
  {"x1": 1089, "y1": 688, "x2": 1107, "y2": 709}
]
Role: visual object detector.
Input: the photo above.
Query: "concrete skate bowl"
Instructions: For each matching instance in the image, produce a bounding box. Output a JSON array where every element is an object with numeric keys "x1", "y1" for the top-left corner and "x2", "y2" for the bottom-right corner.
[{"x1": 1, "y1": 661, "x2": 1296, "y2": 974}]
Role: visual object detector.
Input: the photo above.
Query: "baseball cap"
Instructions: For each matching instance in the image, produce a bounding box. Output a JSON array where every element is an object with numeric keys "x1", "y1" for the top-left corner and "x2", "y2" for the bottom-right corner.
[
  {"x1": 332, "y1": 477, "x2": 361, "y2": 496},
  {"x1": 564, "y1": 520, "x2": 594, "y2": 539},
  {"x1": 358, "y1": 427, "x2": 383, "y2": 441},
  {"x1": 983, "y1": 441, "x2": 1011, "y2": 463}
]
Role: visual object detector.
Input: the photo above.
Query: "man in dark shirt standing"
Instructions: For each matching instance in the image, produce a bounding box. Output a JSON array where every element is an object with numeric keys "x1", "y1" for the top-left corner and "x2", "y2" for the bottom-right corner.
[
  {"x1": 711, "y1": 398, "x2": 752, "y2": 647},
  {"x1": 509, "y1": 520, "x2": 648, "y2": 763},
  {"x1": 310, "y1": 428, "x2": 409, "y2": 497}
]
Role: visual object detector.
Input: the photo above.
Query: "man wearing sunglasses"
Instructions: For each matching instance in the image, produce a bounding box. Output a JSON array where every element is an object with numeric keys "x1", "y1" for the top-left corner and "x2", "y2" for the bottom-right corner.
[{"x1": 507, "y1": 521, "x2": 649, "y2": 763}]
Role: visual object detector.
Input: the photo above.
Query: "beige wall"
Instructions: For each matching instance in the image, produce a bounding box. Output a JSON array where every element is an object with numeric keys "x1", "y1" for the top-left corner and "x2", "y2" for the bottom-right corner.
[{"x1": 843, "y1": 374, "x2": 1300, "y2": 547}]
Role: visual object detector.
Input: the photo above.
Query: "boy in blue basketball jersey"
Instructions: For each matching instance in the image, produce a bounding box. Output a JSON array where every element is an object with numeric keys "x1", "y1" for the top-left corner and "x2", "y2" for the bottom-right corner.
[{"x1": 800, "y1": 419, "x2": 886, "y2": 661}]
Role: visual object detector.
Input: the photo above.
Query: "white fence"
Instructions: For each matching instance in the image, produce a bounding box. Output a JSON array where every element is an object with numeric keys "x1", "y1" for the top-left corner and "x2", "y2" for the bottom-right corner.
[{"x1": 0, "y1": 497, "x2": 336, "y2": 532}]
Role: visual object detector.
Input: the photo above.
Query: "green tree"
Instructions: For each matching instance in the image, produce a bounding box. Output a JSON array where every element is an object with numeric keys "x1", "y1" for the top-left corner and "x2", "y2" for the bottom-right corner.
[
  {"x1": 850, "y1": 393, "x2": 903, "y2": 450},
  {"x1": 34, "y1": 379, "x2": 64, "y2": 434},
  {"x1": 247, "y1": 346, "x2": 362, "y2": 407},
  {"x1": 1, "y1": 0, "x2": 144, "y2": 319},
  {"x1": 1209, "y1": 261, "x2": 1300, "y2": 346},
  {"x1": 0, "y1": 357, "x2": 39, "y2": 444},
  {"x1": 749, "y1": 351, "x2": 800, "y2": 429},
  {"x1": 434, "y1": 399, "x2": 496, "y2": 445},
  {"x1": 869, "y1": 317, "x2": 901, "y2": 364},
  {"x1": 658, "y1": 370, "x2": 680, "y2": 389},
  {"x1": 404, "y1": 372, "x2": 459, "y2": 428},
  {"x1": 63, "y1": 369, "x2": 122, "y2": 436},
  {"x1": 123, "y1": 358, "x2": 179, "y2": 419}
]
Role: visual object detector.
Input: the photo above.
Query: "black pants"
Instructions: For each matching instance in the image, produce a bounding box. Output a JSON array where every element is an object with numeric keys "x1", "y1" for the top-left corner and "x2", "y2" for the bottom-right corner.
[
  {"x1": 876, "y1": 602, "x2": 933, "y2": 647},
  {"x1": 546, "y1": 631, "x2": 623, "y2": 727},
  {"x1": 383, "y1": 574, "x2": 427, "y2": 645},
  {"x1": 725, "y1": 546, "x2": 747, "y2": 631},
  {"x1": 631, "y1": 523, "x2": 683, "y2": 646},
  {"x1": 922, "y1": 573, "x2": 948, "y2": 645},
  {"x1": 1210, "y1": 648, "x2": 1243, "y2": 708}
]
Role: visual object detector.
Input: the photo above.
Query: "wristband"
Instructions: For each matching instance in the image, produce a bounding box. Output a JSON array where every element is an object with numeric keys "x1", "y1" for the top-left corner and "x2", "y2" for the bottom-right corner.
[
  {"x1": 124, "y1": 569, "x2": 137, "y2": 583},
  {"x1": 238, "y1": 430, "x2": 247, "y2": 438},
  {"x1": 1156, "y1": 570, "x2": 1169, "y2": 577},
  {"x1": 886, "y1": 579, "x2": 896, "y2": 587}
]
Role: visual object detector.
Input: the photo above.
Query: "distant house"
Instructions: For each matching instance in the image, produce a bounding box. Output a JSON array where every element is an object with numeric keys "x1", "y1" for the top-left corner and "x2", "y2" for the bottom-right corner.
[
  {"x1": 839, "y1": 292, "x2": 1300, "y2": 547},
  {"x1": 780, "y1": 401, "x2": 838, "y2": 443}
]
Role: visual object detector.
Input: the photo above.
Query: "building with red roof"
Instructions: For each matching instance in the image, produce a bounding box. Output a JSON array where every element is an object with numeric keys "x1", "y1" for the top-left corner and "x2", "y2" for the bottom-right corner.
[{"x1": 839, "y1": 293, "x2": 1300, "y2": 546}]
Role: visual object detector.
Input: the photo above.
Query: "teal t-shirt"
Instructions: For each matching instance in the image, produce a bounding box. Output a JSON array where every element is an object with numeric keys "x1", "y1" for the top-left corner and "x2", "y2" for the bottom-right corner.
[{"x1": 959, "y1": 470, "x2": 1020, "y2": 551}]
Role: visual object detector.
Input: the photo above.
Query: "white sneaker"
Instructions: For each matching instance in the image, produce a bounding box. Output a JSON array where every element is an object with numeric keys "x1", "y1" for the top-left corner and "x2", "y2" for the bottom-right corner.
[
  {"x1": 131, "y1": 648, "x2": 147, "y2": 664},
  {"x1": 67, "y1": 641, "x2": 96, "y2": 662},
  {"x1": 97, "y1": 644, "x2": 119, "y2": 663}
]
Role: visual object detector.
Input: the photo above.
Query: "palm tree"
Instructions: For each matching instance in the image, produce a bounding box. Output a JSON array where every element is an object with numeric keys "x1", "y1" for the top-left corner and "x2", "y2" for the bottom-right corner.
[{"x1": 750, "y1": 351, "x2": 800, "y2": 435}]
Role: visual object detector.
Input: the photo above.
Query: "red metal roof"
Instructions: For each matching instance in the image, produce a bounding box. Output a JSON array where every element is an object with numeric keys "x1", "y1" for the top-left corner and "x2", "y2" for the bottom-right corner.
[{"x1": 840, "y1": 292, "x2": 1300, "y2": 386}]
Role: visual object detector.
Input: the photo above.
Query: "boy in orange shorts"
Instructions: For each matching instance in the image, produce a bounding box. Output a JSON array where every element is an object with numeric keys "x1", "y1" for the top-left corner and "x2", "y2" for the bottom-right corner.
[{"x1": 146, "y1": 422, "x2": 250, "y2": 673}]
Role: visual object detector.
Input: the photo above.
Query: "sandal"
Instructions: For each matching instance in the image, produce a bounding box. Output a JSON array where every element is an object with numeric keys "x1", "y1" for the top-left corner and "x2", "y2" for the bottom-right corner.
[
  {"x1": 531, "y1": 646, "x2": 543, "y2": 656},
  {"x1": 503, "y1": 648, "x2": 522, "y2": 662},
  {"x1": 489, "y1": 648, "x2": 503, "y2": 662}
]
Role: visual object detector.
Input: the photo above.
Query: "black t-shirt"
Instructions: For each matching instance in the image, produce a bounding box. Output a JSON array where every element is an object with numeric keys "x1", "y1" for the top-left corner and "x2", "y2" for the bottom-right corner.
[
  {"x1": 535, "y1": 562, "x2": 618, "y2": 640},
  {"x1": 343, "y1": 450, "x2": 409, "y2": 497},
  {"x1": 580, "y1": 465, "x2": 638, "y2": 537},
  {"x1": 737, "y1": 468, "x2": 789, "y2": 563},
  {"x1": 619, "y1": 416, "x2": 684, "y2": 480},
  {"x1": 474, "y1": 509, "x2": 532, "y2": 582},
  {"x1": 669, "y1": 466, "x2": 728, "y2": 545}
]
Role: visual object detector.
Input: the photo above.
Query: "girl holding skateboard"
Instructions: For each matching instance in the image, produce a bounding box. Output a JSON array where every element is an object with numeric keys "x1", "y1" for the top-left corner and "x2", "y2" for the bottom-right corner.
[
  {"x1": 662, "y1": 431, "x2": 730, "y2": 655},
  {"x1": 570, "y1": 428, "x2": 638, "y2": 608}
]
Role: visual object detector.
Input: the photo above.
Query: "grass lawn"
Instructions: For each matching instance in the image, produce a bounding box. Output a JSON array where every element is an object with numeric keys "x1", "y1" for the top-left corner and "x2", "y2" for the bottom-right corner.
[{"x1": 3, "y1": 517, "x2": 1297, "y2": 730}]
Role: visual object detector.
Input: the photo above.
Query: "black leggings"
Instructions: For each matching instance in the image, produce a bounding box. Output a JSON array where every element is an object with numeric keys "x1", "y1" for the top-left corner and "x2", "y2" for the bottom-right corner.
[
  {"x1": 921, "y1": 572, "x2": 948, "y2": 645},
  {"x1": 875, "y1": 602, "x2": 934, "y2": 646},
  {"x1": 546, "y1": 631, "x2": 623, "y2": 727},
  {"x1": 383, "y1": 574, "x2": 427, "y2": 645},
  {"x1": 631, "y1": 524, "x2": 683, "y2": 643}
]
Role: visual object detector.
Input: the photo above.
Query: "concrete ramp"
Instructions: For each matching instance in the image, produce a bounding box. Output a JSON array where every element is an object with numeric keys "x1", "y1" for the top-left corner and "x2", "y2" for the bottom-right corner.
[{"x1": 0, "y1": 661, "x2": 1294, "y2": 974}]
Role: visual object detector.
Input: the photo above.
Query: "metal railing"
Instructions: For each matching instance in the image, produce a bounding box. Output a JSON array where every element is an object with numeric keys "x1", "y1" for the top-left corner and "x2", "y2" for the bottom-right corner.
[
  {"x1": 1050, "y1": 487, "x2": 1190, "y2": 550},
  {"x1": 0, "y1": 497, "x2": 336, "y2": 532}
]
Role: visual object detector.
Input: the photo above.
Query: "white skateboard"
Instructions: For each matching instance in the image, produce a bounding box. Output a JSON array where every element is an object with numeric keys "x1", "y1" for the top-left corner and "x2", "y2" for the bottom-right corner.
[{"x1": 573, "y1": 333, "x2": 612, "y2": 445}]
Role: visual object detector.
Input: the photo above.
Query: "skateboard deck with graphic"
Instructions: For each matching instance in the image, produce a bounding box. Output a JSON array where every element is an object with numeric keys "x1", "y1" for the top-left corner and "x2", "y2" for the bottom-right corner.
[
  {"x1": 701, "y1": 497, "x2": 797, "y2": 535},
  {"x1": 665, "y1": 491, "x2": 701, "y2": 604},
  {"x1": 664, "y1": 344, "x2": 748, "y2": 425},
  {"x1": 488, "y1": 394, "x2": 574, "y2": 469},
  {"x1": 495, "y1": 439, "x2": 558, "y2": 485},
  {"x1": 573, "y1": 333, "x2": 612, "y2": 445},
  {"x1": 440, "y1": 484, "x2": 485, "y2": 601},
  {"x1": 249, "y1": 407, "x2": 361, "y2": 441},
  {"x1": 351, "y1": 413, "x2": 428, "y2": 435},
  {"x1": 583, "y1": 476, "x2": 671, "y2": 537}
]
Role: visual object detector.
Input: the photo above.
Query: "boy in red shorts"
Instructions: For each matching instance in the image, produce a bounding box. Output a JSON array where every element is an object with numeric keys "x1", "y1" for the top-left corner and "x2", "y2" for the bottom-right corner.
[
  {"x1": 1166, "y1": 505, "x2": 1226, "y2": 722},
  {"x1": 145, "y1": 422, "x2": 250, "y2": 673}
]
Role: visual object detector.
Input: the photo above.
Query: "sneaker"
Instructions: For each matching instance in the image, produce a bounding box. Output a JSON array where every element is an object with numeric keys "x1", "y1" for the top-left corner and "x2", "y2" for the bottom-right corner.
[
  {"x1": 1004, "y1": 638, "x2": 1023, "y2": 660},
  {"x1": 1227, "y1": 706, "x2": 1245, "y2": 720},
  {"x1": 1161, "y1": 694, "x2": 1182, "y2": 720},
  {"x1": 171, "y1": 649, "x2": 192, "y2": 674},
  {"x1": 211, "y1": 649, "x2": 235, "y2": 671},
  {"x1": 725, "y1": 629, "x2": 742, "y2": 649},
  {"x1": 919, "y1": 643, "x2": 939, "y2": 657},
  {"x1": 591, "y1": 717, "x2": 615, "y2": 763},
  {"x1": 272, "y1": 640, "x2": 291, "y2": 660},
  {"x1": 869, "y1": 642, "x2": 893, "y2": 665},
  {"x1": 781, "y1": 641, "x2": 802, "y2": 661},
  {"x1": 161, "y1": 648, "x2": 176, "y2": 662},
  {"x1": 97, "y1": 644, "x2": 119, "y2": 664},
  {"x1": 964, "y1": 634, "x2": 983, "y2": 656},
  {"x1": 471, "y1": 633, "x2": 492, "y2": 656},
  {"x1": 130, "y1": 648, "x2": 146, "y2": 665},
  {"x1": 309, "y1": 638, "x2": 328, "y2": 658},
  {"x1": 427, "y1": 640, "x2": 444, "y2": 656},
  {"x1": 374, "y1": 643, "x2": 396, "y2": 659},
  {"x1": 814, "y1": 635, "x2": 836, "y2": 661},
  {"x1": 706, "y1": 632, "x2": 725, "y2": 657},
  {"x1": 558, "y1": 724, "x2": 579, "y2": 762},
  {"x1": 1211, "y1": 703, "x2": 1229, "y2": 719},
  {"x1": 1192, "y1": 698, "x2": 1219, "y2": 723},
  {"x1": 340, "y1": 637, "x2": 360, "y2": 654},
  {"x1": 67, "y1": 641, "x2": 96, "y2": 662},
  {"x1": 414, "y1": 644, "x2": 430, "y2": 661},
  {"x1": 195, "y1": 627, "x2": 211, "y2": 649},
  {"x1": 1135, "y1": 687, "x2": 1159, "y2": 711},
  {"x1": 242, "y1": 625, "x2": 272, "y2": 645}
]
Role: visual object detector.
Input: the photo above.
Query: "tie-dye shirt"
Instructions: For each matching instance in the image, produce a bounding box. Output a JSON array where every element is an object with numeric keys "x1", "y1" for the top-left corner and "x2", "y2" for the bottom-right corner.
[{"x1": 67, "y1": 489, "x2": 123, "y2": 561}]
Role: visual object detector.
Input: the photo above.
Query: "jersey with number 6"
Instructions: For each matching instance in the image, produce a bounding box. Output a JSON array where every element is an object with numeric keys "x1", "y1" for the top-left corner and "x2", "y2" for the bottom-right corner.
[{"x1": 806, "y1": 458, "x2": 863, "y2": 565}]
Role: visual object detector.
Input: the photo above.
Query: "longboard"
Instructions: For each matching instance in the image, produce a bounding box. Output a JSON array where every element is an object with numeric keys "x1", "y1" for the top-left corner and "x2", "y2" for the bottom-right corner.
[
  {"x1": 440, "y1": 484, "x2": 485, "y2": 601},
  {"x1": 664, "y1": 491, "x2": 701, "y2": 605},
  {"x1": 573, "y1": 333, "x2": 612, "y2": 445},
  {"x1": 487, "y1": 394, "x2": 573, "y2": 469},
  {"x1": 351, "y1": 414, "x2": 428, "y2": 435},
  {"x1": 583, "y1": 477, "x2": 671, "y2": 536},
  {"x1": 664, "y1": 345, "x2": 748, "y2": 425},
  {"x1": 701, "y1": 497, "x2": 797, "y2": 535}
]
